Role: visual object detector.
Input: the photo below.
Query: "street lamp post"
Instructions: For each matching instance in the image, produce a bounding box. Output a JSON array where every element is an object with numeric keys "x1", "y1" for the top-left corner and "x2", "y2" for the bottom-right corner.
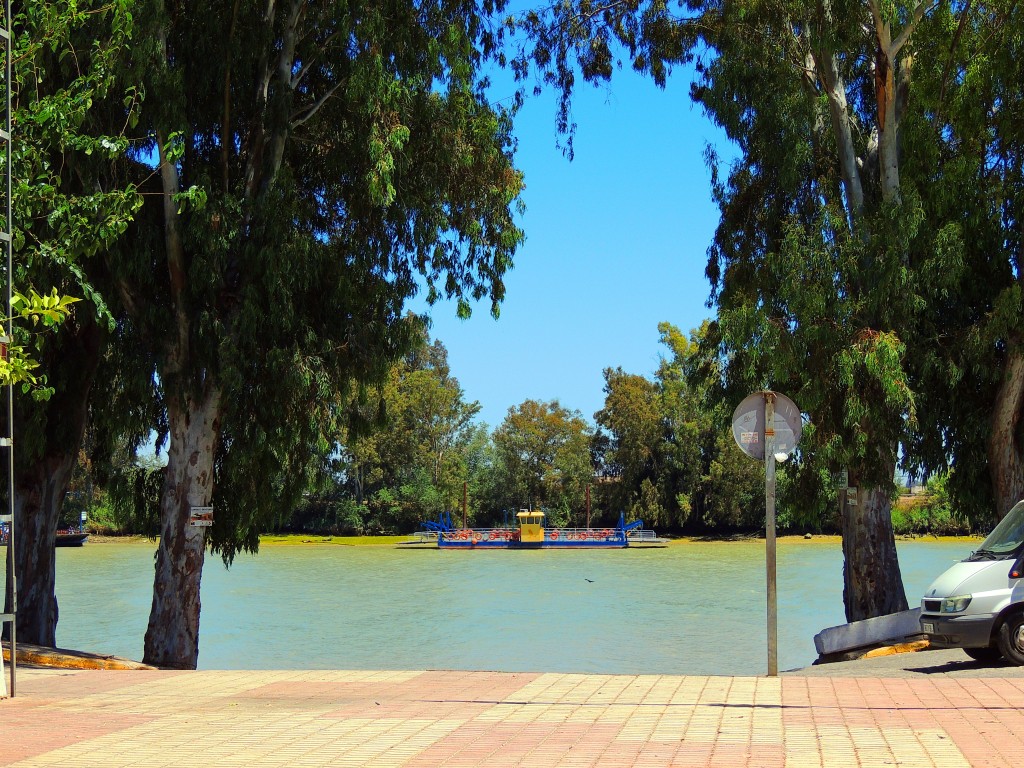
[
  {"x1": 732, "y1": 390, "x2": 802, "y2": 677},
  {"x1": 764, "y1": 393, "x2": 778, "y2": 676}
]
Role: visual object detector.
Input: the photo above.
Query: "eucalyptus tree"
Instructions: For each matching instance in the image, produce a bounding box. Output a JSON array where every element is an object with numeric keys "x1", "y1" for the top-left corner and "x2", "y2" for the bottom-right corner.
[
  {"x1": 962, "y1": 3, "x2": 1024, "y2": 525},
  {"x1": 901, "y1": 0, "x2": 1024, "y2": 527},
  {"x1": 2, "y1": 0, "x2": 141, "y2": 645},
  {"x1": 681, "y1": 0, "x2": 941, "y2": 619},
  {"x1": 120, "y1": 0, "x2": 523, "y2": 668},
  {"x1": 980, "y1": 6, "x2": 1024, "y2": 523},
  {"x1": 513, "y1": 0, "x2": 946, "y2": 619},
  {"x1": 688, "y1": 0, "x2": 1024, "y2": 584}
]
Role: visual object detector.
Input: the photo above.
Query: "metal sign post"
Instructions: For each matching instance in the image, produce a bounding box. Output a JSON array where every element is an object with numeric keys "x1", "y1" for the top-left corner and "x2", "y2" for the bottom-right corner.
[
  {"x1": 732, "y1": 391, "x2": 802, "y2": 677},
  {"x1": 0, "y1": 0, "x2": 14, "y2": 698},
  {"x1": 764, "y1": 393, "x2": 778, "y2": 676}
]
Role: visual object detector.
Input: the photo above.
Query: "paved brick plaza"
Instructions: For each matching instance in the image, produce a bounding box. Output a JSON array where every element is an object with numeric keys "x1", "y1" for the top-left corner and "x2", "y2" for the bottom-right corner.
[{"x1": 3, "y1": 667, "x2": 1023, "y2": 767}]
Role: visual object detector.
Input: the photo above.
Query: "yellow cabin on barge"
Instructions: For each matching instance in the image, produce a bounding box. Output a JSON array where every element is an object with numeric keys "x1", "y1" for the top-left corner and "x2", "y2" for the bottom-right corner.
[{"x1": 516, "y1": 510, "x2": 545, "y2": 544}]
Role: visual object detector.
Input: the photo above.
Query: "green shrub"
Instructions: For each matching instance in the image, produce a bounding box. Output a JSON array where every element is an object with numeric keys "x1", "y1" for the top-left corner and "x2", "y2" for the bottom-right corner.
[{"x1": 891, "y1": 473, "x2": 971, "y2": 536}]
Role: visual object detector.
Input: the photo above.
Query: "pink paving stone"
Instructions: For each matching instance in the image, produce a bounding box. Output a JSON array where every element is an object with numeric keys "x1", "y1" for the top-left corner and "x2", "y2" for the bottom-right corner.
[
  {"x1": 407, "y1": 721, "x2": 614, "y2": 767},
  {"x1": 935, "y1": 678, "x2": 988, "y2": 708},
  {"x1": 782, "y1": 677, "x2": 1024, "y2": 768},
  {"x1": 237, "y1": 670, "x2": 541, "y2": 718},
  {"x1": 9, "y1": 669, "x2": 181, "y2": 699},
  {"x1": 712, "y1": 743, "x2": 786, "y2": 768},
  {"x1": 7, "y1": 670, "x2": 1024, "y2": 768},
  {"x1": 668, "y1": 741, "x2": 717, "y2": 767},
  {"x1": 0, "y1": 705, "x2": 153, "y2": 767},
  {"x1": 941, "y1": 711, "x2": 1022, "y2": 768}
]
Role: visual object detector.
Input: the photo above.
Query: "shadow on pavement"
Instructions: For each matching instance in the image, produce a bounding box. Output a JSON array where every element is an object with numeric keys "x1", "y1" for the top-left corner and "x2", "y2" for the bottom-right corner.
[{"x1": 786, "y1": 647, "x2": 1024, "y2": 677}]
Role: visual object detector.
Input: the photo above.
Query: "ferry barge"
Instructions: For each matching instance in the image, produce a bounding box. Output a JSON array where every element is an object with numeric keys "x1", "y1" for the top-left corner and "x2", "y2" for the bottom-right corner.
[{"x1": 403, "y1": 510, "x2": 667, "y2": 549}]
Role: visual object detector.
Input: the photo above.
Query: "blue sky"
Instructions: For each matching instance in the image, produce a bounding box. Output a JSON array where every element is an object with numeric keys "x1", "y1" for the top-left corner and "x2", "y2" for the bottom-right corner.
[{"x1": 413, "y1": 64, "x2": 732, "y2": 429}]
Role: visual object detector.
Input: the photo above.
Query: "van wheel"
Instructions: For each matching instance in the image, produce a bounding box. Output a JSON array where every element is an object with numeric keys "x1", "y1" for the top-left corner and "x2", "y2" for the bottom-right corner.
[
  {"x1": 997, "y1": 612, "x2": 1024, "y2": 666},
  {"x1": 963, "y1": 646, "x2": 1002, "y2": 664}
]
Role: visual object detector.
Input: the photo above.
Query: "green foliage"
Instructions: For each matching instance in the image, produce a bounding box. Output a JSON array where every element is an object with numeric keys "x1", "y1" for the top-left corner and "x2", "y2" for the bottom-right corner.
[
  {"x1": 101, "y1": 0, "x2": 526, "y2": 566},
  {"x1": 890, "y1": 474, "x2": 972, "y2": 536},
  {"x1": 326, "y1": 332, "x2": 485, "y2": 532},
  {"x1": 590, "y1": 322, "x2": 769, "y2": 534},
  {"x1": 898, "y1": 0, "x2": 1024, "y2": 522},
  {"x1": 698, "y1": 429, "x2": 766, "y2": 530},
  {"x1": 594, "y1": 368, "x2": 666, "y2": 518},
  {"x1": 0, "y1": 0, "x2": 141, "y2": 410},
  {"x1": 103, "y1": 462, "x2": 163, "y2": 538},
  {"x1": 8, "y1": 0, "x2": 142, "y2": 285},
  {"x1": 0, "y1": 289, "x2": 80, "y2": 399},
  {"x1": 69, "y1": 441, "x2": 164, "y2": 537},
  {"x1": 492, "y1": 399, "x2": 593, "y2": 521},
  {"x1": 283, "y1": 497, "x2": 366, "y2": 536}
]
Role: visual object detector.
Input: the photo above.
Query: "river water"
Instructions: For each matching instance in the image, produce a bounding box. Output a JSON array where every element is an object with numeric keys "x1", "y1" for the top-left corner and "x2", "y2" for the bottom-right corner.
[{"x1": 42, "y1": 537, "x2": 975, "y2": 675}]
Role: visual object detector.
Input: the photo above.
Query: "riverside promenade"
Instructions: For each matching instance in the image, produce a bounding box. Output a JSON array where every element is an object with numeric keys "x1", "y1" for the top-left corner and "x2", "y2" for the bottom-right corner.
[{"x1": 4, "y1": 661, "x2": 1024, "y2": 768}]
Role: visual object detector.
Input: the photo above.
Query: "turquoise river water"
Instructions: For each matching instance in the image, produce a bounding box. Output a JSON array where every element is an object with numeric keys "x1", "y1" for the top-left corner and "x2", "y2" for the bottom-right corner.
[{"x1": 37, "y1": 537, "x2": 977, "y2": 675}]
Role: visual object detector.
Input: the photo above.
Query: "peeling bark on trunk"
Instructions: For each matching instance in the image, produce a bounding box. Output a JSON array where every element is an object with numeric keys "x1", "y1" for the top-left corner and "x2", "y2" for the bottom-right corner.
[
  {"x1": 137, "y1": 0, "x2": 321, "y2": 667},
  {"x1": 841, "y1": 462, "x2": 909, "y2": 621},
  {"x1": 814, "y1": 44, "x2": 865, "y2": 218},
  {"x1": 2, "y1": 317, "x2": 101, "y2": 646},
  {"x1": 142, "y1": 383, "x2": 221, "y2": 669},
  {"x1": 987, "y1": 340, "x2": 1024, "y2": 527},
  {"x1": 4, "y1": 454, "x2": 77, "y2": 645},
  {"x1": 872, "y1": 28, "x2": 901, "y2": 204}
]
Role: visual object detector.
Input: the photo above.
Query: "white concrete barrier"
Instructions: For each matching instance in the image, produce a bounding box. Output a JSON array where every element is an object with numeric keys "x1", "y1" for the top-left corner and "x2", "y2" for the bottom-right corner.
[{"x1": 814, "y1": 608, "x2": 923, "y2": 656}]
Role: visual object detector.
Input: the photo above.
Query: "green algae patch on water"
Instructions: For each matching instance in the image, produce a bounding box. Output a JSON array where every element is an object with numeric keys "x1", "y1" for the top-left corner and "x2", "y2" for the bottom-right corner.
[{"x1": 258, "y1": 533, "x2": 405, "y2": 547}]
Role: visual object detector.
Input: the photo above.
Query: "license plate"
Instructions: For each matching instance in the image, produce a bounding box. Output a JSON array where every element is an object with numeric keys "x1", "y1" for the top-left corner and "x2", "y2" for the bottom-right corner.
[{"x1": 922, "y1": 622, "x2": 935, "y2": 633}]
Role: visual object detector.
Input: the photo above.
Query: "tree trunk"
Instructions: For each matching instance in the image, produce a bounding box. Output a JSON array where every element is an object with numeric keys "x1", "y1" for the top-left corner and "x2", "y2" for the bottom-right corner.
[
  {"x1": 2, "y1": 317, "x2": 101, "y2": 646},
  {"x1": 987, "y1": 339, "x2": 1024, "y2": 527},
  {"x1": 4, "y1": 454, "x2": 77, "y2": 645},
  {"x1": 142, "y1": 382, "x2": 221, "y2": 669},
  {"x1": 841, "y1": 464, "x2": 908, "y2": 621},
  {"x1": 815, "y1": 44, "x2": 865, "y2": 218},
  {"x1": 873, "y1": 34, "x2": 902, "y2": 204}
]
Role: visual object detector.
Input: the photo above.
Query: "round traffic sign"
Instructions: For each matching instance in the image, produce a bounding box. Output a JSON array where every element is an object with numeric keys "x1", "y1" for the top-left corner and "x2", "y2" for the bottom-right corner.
[{"x1": 731, "y1": 391, "x2": 802, "y2": 461}]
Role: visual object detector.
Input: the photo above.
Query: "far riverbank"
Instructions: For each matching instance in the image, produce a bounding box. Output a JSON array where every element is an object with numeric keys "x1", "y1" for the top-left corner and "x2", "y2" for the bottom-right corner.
[{"x1": 81, "y1": 532, "x2": 983, "y2": 547}]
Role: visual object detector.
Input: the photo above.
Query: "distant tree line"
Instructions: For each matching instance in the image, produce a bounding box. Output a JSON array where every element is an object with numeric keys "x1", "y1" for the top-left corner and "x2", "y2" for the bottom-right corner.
[{"x1": 72, "y1": 325, "x2": 970, "y2": 538}]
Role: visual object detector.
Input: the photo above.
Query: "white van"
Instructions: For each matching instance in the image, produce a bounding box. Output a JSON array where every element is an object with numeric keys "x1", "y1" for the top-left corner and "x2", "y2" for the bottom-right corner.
[{"x1": 920, "y1": 499, "x2": 1024, "y2": 664}]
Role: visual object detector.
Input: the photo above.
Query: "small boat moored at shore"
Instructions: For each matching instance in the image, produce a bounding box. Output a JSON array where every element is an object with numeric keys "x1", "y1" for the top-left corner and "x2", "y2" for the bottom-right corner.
[
  {"x1": 0, "y1": 524, "x2": 88, "y2": 547},
  {"x1": 401, "y1": 509, "x2": 668, "y2": 549},
  {"x1": 55, "y1": 529, "x2": 89, "y2": 547}
]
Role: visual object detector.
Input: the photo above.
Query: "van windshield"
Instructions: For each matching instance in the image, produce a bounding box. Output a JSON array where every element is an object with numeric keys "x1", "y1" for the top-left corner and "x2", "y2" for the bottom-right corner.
[{"x1": 976, "y1": 499, "x2": 1024, "y2": 557}]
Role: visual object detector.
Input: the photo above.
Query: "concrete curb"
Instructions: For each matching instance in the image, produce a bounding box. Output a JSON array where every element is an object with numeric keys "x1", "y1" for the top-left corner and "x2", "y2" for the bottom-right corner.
[{"x1": 2, "y1": 641, "x2": 156, "y2": 671}]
